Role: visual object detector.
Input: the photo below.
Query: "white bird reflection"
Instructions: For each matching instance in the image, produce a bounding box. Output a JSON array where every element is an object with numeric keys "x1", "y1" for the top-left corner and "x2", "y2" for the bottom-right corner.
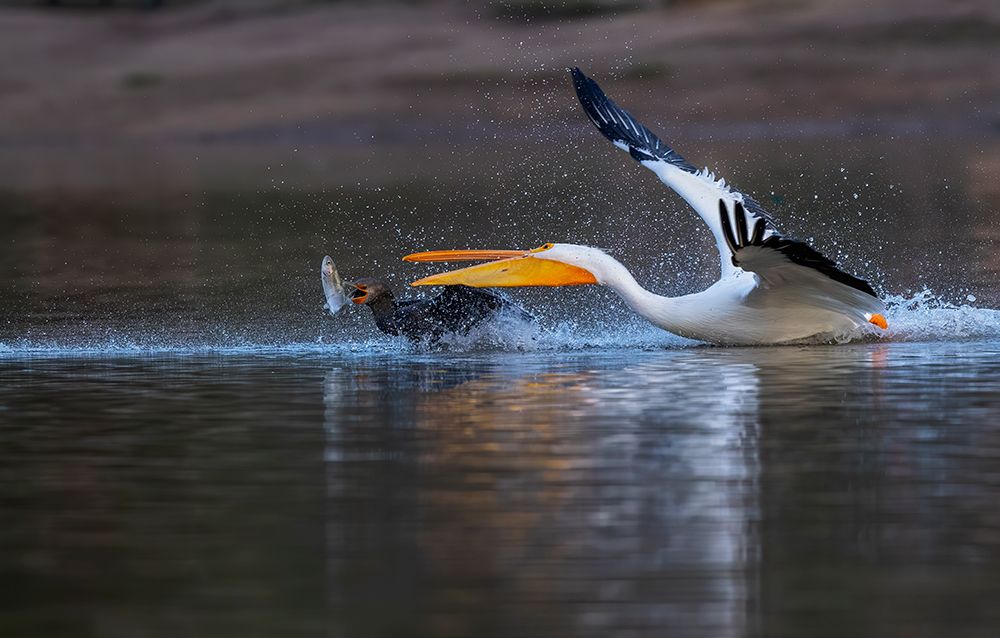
[
  {"x1": 322, "y1": 344, "x2": 903, "y2": 636},
  {"x1": 322, "y1": 350, "x2": 775, "y2": 637}
]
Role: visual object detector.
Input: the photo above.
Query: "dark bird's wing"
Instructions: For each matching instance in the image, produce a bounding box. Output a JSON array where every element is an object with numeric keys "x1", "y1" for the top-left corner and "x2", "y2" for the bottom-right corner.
[
  {"x1": 428, "y1": 286, "x2": 533, "y2": 329},
  {"x1": 394, "y1": 286, "x2": 533, "y2": 341}
]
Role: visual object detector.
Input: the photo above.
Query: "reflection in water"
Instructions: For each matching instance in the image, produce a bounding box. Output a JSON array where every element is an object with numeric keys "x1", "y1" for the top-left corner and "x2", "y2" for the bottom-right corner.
[
  {"x1": 321, "y1": 344, "x2": 1000, "y2": 637},
  {"x1": 4, "y1": 344, "x2": 1000, "y2": 637},
  {"x1": 324, "y1": 352, "x2": 766, "y2": 637}
]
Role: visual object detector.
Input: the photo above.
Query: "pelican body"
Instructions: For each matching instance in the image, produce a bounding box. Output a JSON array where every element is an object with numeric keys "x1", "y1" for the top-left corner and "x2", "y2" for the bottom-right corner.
[{"x1": 401, "y1": 69, "x2": 886, "y2": 346}]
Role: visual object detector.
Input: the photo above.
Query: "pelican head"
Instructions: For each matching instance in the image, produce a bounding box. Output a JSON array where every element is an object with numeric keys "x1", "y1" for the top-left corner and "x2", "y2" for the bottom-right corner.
[{"x1": 403, "y1": 243, "x2": 630, "y2": 288}]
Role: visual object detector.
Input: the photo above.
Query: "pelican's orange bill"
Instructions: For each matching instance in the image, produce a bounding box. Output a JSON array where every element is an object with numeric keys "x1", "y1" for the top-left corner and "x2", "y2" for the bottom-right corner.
[
  {"x1": 403, "y1": 249, "x2": 528, "y2": 263},
  {"x1": 410, "y1": 255, "x2": 597, "y2": 288}
]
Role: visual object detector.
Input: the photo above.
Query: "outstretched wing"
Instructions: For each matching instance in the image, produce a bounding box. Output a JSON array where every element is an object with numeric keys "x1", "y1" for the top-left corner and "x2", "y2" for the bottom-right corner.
[
  {"x1": 571, "y1": 67, "x2": 779, "y2": 277},
  {"x1": 717, "y1": 200, "x2": 876, "y2": 297},
  {"x1": 717, "y1": 199, "x2": 883, "y2": 322}
]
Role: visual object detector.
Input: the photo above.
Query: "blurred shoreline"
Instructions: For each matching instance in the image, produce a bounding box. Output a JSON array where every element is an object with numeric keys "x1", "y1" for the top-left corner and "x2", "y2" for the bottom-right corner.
[{"x1": 1, "y1": 3, "x2": 997, "y2": 143}]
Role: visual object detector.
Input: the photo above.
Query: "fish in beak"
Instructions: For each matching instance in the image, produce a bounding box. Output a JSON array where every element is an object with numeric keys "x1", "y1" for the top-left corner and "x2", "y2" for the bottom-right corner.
[{"x1": 403, "y1": 244, "x2": 597, "y2": 288}]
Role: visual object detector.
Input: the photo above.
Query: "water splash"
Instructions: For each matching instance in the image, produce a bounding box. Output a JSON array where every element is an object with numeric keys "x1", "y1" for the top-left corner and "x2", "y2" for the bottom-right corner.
[
  {"x1": 884, "y1": 290, "x2": 1000, "y2": 342},
  {"x1": 2, "y1": 290, "x2": 1000, "y2": 358}
]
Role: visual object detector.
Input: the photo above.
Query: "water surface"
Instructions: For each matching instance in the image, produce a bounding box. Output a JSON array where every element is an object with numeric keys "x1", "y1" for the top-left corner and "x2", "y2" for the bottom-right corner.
[{"x1": 3, "y1": 343, "x2": 1000, "y2": 637}]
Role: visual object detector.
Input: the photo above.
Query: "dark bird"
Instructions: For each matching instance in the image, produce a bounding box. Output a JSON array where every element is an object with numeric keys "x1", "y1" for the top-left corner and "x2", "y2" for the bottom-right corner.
[
  {"x1": 347, "y1": 278, "x2": 533, "y2": 342},
  {"x1": 322, "y1": 255, "x2": 533, "y2": 342}
]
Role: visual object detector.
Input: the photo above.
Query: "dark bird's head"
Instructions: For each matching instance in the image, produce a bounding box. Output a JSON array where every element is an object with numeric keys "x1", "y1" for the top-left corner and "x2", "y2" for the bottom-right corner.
[{"x1": 348, "y1": 278, "x2": 393, "y2": 306}]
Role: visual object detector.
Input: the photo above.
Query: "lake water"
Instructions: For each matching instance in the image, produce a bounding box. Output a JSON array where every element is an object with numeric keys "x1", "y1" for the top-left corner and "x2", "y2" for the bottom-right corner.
[
  {"x1": 2, "y1": 130, "x2": 1000, "y2": 636},
  {"x1": 3, "y1": 344, "x2": 1000, "y2": 637}
]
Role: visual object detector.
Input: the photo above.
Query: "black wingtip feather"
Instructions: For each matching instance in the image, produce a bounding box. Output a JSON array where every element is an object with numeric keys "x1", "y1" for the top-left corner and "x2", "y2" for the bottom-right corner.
[
  {"x1": 733, "y1": 201, "x2": 749, "y2": 246},
  {"x1": 570, "y1": 67, "x2": 697, "y2": 173},
  {"x1": 719, "y1": 201, "x2": 738, "y2": 257},
  {"x1": 750, "y1": 218, "x2": 766, "y2": 246},
  {"x1": 719, "y1": 199, "x2": 877, "y2": 298}
]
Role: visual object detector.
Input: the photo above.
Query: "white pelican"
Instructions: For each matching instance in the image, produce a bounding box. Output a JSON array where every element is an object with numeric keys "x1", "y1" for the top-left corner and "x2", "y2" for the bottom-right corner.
[{"x1": 402, "y1": 68, "x2": 886, "y2": 345}]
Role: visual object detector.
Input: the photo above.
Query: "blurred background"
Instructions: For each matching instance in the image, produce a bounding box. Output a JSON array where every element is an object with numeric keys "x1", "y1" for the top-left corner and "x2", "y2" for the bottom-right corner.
[{"x1": 1, "y1": 0, "x2": 998, "y2": 346}]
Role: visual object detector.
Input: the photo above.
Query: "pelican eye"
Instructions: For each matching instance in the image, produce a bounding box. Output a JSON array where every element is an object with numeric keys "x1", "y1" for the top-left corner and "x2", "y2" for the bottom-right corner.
[{"x1": 531, "y1": 243, "x2": 555, "y2": 253}]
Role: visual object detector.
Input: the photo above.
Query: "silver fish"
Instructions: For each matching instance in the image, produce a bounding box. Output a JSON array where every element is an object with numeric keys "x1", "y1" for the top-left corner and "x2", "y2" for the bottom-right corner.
[{"x1": 321, "y1": 255, "x2": 350, "y2": 316}]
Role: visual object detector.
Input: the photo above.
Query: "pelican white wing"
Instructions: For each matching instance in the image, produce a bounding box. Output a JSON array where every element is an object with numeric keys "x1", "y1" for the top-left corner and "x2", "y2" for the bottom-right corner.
[
  {"x1": 572, "y1": 67, "x2": 782, "y2": 278},
  {"x1": 571, "y1": 68, "x2": 880, "y2": 311}
]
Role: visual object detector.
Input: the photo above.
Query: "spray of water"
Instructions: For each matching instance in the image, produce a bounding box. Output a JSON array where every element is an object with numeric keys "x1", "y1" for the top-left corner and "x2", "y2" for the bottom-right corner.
[{"x1": 3, "y1": 289, "x2": 1000, "y2": 358}]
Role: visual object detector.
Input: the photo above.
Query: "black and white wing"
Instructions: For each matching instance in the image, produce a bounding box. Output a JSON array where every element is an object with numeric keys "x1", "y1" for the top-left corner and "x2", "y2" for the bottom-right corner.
[
  {"x1": 717, "y1": 200, "x2": 875, "y2": 295},
  {"x1": 717, "y1": 200, "x2": 883, "y2": 318},
  {"x1": 571, "y1": 67, "x2": 778, "y2": 277}
]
